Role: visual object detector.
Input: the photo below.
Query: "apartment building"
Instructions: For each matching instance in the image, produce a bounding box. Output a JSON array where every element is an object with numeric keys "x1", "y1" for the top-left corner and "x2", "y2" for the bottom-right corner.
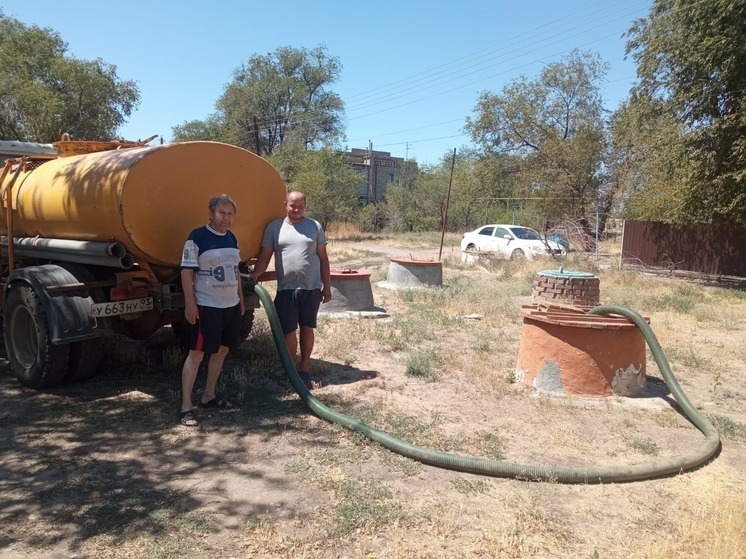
[{"x1": 347, "y1": 148, "x2": 404, "y2": 204}]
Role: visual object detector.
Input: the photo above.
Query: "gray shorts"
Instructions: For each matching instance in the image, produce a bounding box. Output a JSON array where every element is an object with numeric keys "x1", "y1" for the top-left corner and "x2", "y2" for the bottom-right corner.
[{"x1": 274, "y1": 289, "x2": 322, "y2": 334}]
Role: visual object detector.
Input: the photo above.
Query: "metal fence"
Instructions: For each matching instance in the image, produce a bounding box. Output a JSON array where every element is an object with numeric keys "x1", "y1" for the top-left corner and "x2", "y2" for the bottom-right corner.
[{"x1": 621, "y1": 220, "x2": 746, "y2": 278}]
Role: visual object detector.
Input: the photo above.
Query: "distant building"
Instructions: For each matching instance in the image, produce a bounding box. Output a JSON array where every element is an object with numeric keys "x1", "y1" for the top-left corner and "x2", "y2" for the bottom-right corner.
[
  {"x1": 0, "y1": 140, "x2": 57, "y2": 167},
  {"x1": 347, "y1": 148, "x2": 404, "y2": 204}
]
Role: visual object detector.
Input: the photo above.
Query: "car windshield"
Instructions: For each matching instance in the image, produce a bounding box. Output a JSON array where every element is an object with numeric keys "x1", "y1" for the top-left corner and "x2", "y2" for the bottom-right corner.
[{"x1": 510, "y1": 227, "x2": 541, "y2": 240}]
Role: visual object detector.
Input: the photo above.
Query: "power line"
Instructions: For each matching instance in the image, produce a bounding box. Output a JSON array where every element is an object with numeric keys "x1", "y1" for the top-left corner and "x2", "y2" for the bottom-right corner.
[
  {"x1": 221, "y1": 2, "x2": 648, "y2": 130},
  {"x1": 344, "y1": 0, "x2": 643, "y2": 107},
  {"x1": 344, "y1": 2, "x2": 649, "y2": 114},
  {"x1": 366, "y1": 134, "x2": 468, "y2": 150},
  {"x1": 199, "y1": 1, "x2": 653, "y2": 153}
]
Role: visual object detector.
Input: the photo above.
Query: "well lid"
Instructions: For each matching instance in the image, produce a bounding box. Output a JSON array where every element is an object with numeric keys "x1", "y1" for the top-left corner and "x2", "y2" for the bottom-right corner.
[{"x1": 537, "y1": 266, "x2": 597, "y2": 279}]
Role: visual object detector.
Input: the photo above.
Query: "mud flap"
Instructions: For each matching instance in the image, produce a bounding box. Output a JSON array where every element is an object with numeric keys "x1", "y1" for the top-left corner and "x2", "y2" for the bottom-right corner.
[{"x1": 5, "y1": 264, "x2": 95, "y2": 344}]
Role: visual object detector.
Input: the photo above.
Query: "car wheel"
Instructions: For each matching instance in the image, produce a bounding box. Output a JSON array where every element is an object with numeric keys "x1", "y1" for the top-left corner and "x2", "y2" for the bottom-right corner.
[
  {"x1": 464, "y1": 243, "x2": 477, "y2": 252},
  {"x1": 510, "y1": 249, "x2": 526, "y2": 260}
]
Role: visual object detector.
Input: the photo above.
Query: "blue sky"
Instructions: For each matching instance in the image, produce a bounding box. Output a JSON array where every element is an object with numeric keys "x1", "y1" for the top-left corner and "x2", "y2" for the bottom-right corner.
[{"x1": 3, "y1": 0, "x2": 651, "y2": 165}]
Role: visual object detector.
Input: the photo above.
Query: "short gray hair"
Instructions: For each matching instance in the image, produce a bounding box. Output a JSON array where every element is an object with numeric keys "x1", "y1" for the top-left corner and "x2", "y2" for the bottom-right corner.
[
  {"x1": 286, "y1": 190, "x2": 306, "y2": 204},
  {"x1": 208, "y1": 194, "x2": 237, "y2": 213}
]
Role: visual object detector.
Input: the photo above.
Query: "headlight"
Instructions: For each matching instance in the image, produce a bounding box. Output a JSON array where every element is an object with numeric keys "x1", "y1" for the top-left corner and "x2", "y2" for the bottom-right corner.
[{"x1": 530, "y1": 245, "x2": 546, "y2": 255}]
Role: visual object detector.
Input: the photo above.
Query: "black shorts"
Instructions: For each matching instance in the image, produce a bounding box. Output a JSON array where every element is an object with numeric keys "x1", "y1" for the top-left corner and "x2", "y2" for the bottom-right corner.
[
  {"x1": 274, "y1": 289, "x2": 323, "y2": 335},
  {"x1": 188, "y1": 304, "x2": 242, "y2": 354}
]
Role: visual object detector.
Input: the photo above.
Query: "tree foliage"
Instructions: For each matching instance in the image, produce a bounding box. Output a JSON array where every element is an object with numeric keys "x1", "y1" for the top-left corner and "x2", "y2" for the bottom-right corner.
[
  {"x1": 609, "y1": 99, "x2": 689, "y2": 222},
  {"x1": 464, "y1": 50, "x2": 610, "y2": 229},
  {"x1": 379, "y1": 160, "x2": 420, "y2": 232},
  {"x1": 625, "y1": 0, "x2": 746, "y2": 225},
  {"x1": 449, "y1": 149, "x2": 524, "y2": 230},
  {"x1": 172, "y1": 114, "x2": 225, "y2": 142},
  {"x1": 216, "y1": 45, "x2": 344, "y2": 156},
  {"x1": 0, "y1": 14, "x2": 140, "y2": 142},
  {"x1": 267, "y1": 147, "x2": 359, "y2": 230}
]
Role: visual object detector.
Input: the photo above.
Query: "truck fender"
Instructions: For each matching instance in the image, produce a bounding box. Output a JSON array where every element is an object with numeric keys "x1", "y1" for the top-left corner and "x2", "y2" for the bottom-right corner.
[{"x1": 4, "y1": 264, "x2": 94, "y2": 344}]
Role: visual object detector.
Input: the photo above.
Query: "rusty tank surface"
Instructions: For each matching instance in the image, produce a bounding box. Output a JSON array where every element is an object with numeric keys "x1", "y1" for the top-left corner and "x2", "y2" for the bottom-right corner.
[
  {"x1": 516, "y1": 303, "x2": 648, "y2": 397},
  {"x1": 2, "y1": 140, "x2": 286, "y2": 279}
]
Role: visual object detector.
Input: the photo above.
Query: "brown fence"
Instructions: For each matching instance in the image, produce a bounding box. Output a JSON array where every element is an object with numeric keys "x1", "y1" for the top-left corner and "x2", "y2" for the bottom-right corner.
[{"x1": 621, "y1": 220, "x2": 746, "y2": 278}]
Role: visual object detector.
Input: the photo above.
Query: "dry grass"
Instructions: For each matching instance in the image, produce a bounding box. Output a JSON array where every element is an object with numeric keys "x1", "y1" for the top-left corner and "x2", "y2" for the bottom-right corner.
[
  {"x1": 632, "y1": 465, "x2": 746, "y2": 559},
  {"x1": 1, "y1": 231, "x2": 745, "y2": 559}
]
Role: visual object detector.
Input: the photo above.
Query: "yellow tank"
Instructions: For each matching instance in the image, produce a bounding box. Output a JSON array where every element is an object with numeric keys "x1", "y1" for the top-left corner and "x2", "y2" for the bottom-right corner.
[{"x1": 3, "y1": 141, "x2": 286, "y2": 271}]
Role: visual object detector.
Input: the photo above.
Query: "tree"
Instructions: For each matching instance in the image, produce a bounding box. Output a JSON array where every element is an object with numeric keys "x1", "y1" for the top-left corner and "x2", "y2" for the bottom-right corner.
[
  {"x1": 217, "y1": 45, "x2": 344, "y2": 156},
  {"x1": 448, "y1": 148, "x2": 523, "y2": 231},
  {"x1": 267, "y1": 147, "x2": 359, "y2": 230},
  {"x1": 380, "y1": 160, "x2": 420, "y2": 232},
  {"x1": 172, "y1": 114, "x2": 225, "y2": 142},
  {"x1": 381, "y1": 157, "x2": 454, "y2": 233},
  {"x1": 0, "y1": 14, "x2": 140, "y2": 142},
  {"x1": 625, "y1": 0, "x2": 746, "y2": 225},
  {"x1": 608, "y1": 99, "x2": 689, "y2": 222},
  {"x1": 463, "y1": 50, "x2": 610, "y2": 230}
]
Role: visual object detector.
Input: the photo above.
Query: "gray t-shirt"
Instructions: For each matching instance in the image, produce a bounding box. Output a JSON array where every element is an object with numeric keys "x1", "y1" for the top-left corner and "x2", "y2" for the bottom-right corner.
[{"x1": 261, "y1": 217, "x2": 327, "y2": 291}]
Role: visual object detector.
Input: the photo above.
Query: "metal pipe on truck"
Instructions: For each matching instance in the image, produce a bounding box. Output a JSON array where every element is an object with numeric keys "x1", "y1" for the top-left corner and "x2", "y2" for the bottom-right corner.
[{"x1": 1, "y1": 237, "x2": 134, "y2": 269}]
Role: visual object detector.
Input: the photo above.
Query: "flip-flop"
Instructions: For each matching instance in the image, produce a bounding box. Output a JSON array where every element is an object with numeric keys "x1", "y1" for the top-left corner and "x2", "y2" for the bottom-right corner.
[
  {"x1": 179, "y1": 410, "x2": 198, "y2": 427},
  {"x1": 198, "y1": 397, "x2": 232, "y2": 409}
]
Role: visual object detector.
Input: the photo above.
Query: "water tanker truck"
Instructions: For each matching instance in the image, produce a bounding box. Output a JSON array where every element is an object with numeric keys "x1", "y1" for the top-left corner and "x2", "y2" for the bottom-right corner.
[{"x1": 0, "y1": 138, "x2": 286, "y2": 388}]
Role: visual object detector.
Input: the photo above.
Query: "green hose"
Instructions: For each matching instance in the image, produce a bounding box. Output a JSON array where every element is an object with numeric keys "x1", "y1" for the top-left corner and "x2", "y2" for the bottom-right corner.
[{"x1": 253, "y1": 284, "x2": 720, "y2": 483}]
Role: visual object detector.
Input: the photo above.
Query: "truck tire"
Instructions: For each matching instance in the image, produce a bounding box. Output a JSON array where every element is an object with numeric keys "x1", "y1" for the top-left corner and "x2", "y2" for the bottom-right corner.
[
  {"x1": 170, "y1": 318, "x2": 191, "y2": 349},
  {"x1": 4, "y1": 284, "x2": 70, "y2": 388},
  {"x1": 64, "y1": 338, "x2": 103, "y2": 383},
  {"x1": 239, "y1": 308, "x2": 255, "y2": 342}
]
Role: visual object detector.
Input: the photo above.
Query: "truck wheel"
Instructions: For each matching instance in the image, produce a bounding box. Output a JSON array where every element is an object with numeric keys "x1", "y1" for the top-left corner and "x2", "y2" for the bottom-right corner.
[
  {"x1": 239, "y1": 308, "x2": 255, "y2": 342},
  {"x1": 64, "y1": 339, "x2": 103, "y2": 383},
  {"x1": 170, "y1": 319, "x2": 191, "y2": 349},
  {"x1": 4, "y1": 285, "x2": 70, "y2": 388}
]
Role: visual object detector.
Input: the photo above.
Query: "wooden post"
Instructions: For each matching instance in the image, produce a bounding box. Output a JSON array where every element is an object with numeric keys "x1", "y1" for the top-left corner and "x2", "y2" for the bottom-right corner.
[{"x1": 439, "y1": 148, "x2": 456, "y2": 262}]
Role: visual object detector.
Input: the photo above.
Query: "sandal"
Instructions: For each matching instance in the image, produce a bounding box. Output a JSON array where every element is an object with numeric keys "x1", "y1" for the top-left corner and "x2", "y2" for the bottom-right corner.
[
  {"x1": 198, "y1": 397, "x2": 232, "y2": 409},
  {"x1": 179, "y1": 410, "x2": 198, "y2": 427}
]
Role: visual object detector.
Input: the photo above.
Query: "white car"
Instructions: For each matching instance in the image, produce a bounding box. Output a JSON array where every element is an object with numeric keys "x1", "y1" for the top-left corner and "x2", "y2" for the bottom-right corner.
[{"x1": 460, "y1": 224, "x2": 566, "y2": 260}]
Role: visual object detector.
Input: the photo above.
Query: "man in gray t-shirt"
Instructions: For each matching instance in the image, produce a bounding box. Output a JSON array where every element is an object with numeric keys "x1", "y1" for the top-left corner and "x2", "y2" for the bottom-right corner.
[{"x1": 250, "y1": 191, "x2": 331, "y2": 388}]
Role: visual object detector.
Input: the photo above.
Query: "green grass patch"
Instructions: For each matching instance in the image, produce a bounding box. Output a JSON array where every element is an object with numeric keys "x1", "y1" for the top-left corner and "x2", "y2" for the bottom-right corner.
[
  {"x1": 405, "y1": 349, "x2": 441, "y2": 381},
  {"x1": 628, "y1": 436, "x2": 659, "y2": 456},
  {"x1": 707, "y1": 413, "x2": 746, "y2": 442},
  {"x1": 325, "y1": 478, "x2": 404, "y2": 534},
  {"x1": 451, "y1": 477, "x2": 491, "y2": 495}
]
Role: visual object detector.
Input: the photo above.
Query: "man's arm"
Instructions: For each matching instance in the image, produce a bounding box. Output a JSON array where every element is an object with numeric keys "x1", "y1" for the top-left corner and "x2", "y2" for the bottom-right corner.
[
  {"x1": 317, "y1": 243, "x2": 332, "y2": 303},
  {"x1": 181, "y1": 269, "x2": 199, "y2": 324},
  {"x1": 249, "y1": 246, "x2": 274, "y2": 282}
]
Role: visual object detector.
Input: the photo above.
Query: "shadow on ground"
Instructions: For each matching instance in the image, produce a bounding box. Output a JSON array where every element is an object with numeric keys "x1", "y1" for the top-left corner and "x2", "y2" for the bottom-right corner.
[{"x1": 0, "y1": 326, "x2": 353, "y2": 553}]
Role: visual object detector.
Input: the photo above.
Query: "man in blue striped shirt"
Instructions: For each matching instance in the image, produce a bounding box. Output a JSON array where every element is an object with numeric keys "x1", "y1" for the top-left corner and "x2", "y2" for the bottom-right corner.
[{"x1": 179, "y1": 194, "x2": 245, "y2": 426}]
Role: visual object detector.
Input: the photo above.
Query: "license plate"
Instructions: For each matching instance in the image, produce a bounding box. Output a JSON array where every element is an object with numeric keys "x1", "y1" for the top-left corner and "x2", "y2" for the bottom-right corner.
[{"x1": 91, "y1": 297, "x2": 154, "y2": 317}]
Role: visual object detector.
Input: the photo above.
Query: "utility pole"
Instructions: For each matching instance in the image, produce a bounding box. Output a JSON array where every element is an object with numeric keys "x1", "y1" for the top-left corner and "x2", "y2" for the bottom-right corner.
[
  {"x1": 405, "y1": 142, "x2": 412, "y2": 160},
  {"x1": 367, "y1": 140, "x2": 373, "y2": 203},
  {"x1": 439, "y1": 148, "x2": 457, "y2": 261}
]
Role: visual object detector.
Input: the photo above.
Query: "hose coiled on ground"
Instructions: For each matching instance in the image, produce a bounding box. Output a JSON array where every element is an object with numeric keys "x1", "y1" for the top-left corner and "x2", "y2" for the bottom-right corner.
[{"x1": 253, "y1": 284, "x2": 720, "y2": 483}]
